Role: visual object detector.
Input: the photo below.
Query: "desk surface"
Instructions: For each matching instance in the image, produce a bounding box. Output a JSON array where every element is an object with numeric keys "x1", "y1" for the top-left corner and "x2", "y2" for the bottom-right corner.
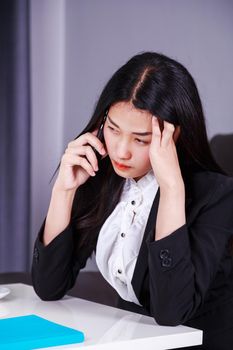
[{"x1": 0, "y1": 284, "x2": 202, "y2": 350}]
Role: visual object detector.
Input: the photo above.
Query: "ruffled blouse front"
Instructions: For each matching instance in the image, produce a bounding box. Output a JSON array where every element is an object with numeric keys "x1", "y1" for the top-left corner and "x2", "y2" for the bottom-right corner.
[{"x1": 96, "y1": 170, "x2": 158, "y2": 305}]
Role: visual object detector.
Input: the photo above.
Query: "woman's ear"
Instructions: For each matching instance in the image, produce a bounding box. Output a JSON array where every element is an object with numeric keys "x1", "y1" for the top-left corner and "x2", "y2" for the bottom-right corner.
[{"x1": 173, "y1": 126, "x2": 181, "y2": 143}]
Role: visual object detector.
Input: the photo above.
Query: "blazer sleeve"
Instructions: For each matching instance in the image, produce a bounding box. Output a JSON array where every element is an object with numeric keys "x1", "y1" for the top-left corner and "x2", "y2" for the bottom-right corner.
[
  {"x1": 147, "y1": 175, "x2": 233, "y2": 326},
  {"x1": 31, "y1": 221, "x2": 91, "y2": 301}
]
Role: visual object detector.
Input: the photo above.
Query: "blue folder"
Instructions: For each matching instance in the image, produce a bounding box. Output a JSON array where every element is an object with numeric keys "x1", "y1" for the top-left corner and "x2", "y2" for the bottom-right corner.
[{"x1": 0, "y1": 314, "x2": 85, "y2": 349}]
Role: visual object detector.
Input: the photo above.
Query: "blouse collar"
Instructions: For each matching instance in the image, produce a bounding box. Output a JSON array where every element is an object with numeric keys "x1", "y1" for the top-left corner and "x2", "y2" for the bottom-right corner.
[{"x1": 123, "y1": 169, "x2": 157, "y2": 195}]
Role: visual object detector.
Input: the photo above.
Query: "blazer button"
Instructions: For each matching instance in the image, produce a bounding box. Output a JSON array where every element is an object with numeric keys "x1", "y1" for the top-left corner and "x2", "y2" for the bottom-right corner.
[
  {"x1": 159, "y1": 249, "x2": 170, "y2": 259},
  {"x1": 159, "y1": 249, "x2": 172, "y2": 268},
  {"x1": 161, "y1": 257, "x2": 172, "y2": 268}
]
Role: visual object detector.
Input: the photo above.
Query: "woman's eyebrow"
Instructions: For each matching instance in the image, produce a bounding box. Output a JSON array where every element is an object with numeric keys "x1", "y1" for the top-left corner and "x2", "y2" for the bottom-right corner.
[
  {"x1": 132, "y1": 130, "x2": 152, "y2": 136},
  {"x1": 107, "y1": 115, "x2": 152, "y2": 136},
  {"x1": 107, "y1": 115, "x2": 120, "y2": 128}
]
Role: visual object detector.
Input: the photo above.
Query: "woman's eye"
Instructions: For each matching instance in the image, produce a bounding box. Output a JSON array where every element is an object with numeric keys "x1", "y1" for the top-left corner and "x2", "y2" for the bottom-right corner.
[
  {"x1": 108, "y1": 126, "x2": 119, "y2": 134},
  {"x1": 135, "y1": 138, "x2": 149, "y2": 145}
]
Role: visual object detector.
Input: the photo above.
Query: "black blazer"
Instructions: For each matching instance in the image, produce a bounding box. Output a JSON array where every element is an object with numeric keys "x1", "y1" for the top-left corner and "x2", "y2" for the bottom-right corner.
[{"x1": 32, "y1": 171, "x2": 233, "y2": 350}]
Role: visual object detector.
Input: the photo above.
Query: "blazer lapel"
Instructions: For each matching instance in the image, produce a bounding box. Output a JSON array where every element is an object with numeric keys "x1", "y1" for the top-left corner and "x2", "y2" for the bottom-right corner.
[
  {"x1": 131, "y1": 189, "x2": 160, "y2": 302},
  {"x1": 131, "y1": 186, "x2": 193, "y2": 303}
]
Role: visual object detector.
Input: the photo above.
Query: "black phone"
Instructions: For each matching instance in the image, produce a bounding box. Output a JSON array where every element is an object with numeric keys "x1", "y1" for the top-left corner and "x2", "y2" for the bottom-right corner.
[
  {"x1": 96, "y1": 111, "x2": 107, "y2": 142},
  {"x1": 94, "y1": 110, "x2": 108, "y2": 162}
]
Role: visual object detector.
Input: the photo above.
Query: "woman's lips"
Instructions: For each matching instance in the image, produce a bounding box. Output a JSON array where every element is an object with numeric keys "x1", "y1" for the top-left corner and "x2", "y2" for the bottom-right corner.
[{"x1": 113, "y1": 161, "x2": 131, "y2": 170}]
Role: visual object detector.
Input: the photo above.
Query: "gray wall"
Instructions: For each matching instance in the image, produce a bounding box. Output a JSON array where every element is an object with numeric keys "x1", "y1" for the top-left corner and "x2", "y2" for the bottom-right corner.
[
  {"x1": 64, "y1": 0, "x2": 233, "y2": 143},
  {"x1": 30, "y1": 0, "x2": 233, "y2": 270},
  {"x1": 30, "y1": 0, "x2": 66, "y2": 253}
]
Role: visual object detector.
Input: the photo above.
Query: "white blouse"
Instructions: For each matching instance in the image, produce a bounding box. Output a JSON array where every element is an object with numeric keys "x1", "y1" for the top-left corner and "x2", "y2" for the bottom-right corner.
[{"x1": 96, "y1": 170, "x2": 158, "y2": 305}]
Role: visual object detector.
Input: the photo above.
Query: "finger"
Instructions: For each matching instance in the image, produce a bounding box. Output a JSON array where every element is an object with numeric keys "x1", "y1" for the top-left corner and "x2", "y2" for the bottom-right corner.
[
  {"x1": 85, "y1": 146, "x2": 99, "y2": 171},
  {"x1": 76, "y1": 156, "x2": 97, "y2": 176},
  {"x1": 157, "y1": 117, "x2": 164, "y2": 133},
  {"x1": 62, "y1": 153, "x2": 96, "y2": 177},
  {"x1": 73, "y1": 133, "x2": 106, "y2": 155},
  {"x1": 66, "y1": 145, "x2": 99, "y2": 172},
  {"x1": 151, "y1": 117, "x2": 161, "y2": 147},
  {"x1": 173, "y1": 126, "x2": 180, "y2": 143},
  {"x1": 161, "y1": 121, "x2": 175, "y2": 146},
  {"x1": 92, "y1": 129, "x2": 98, "y2": 136}
]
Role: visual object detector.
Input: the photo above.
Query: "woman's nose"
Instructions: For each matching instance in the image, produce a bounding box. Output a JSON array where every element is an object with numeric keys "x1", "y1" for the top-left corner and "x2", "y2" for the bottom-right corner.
[{"x1": 116, "y1": 140, "x2": 131, "y2": 160}]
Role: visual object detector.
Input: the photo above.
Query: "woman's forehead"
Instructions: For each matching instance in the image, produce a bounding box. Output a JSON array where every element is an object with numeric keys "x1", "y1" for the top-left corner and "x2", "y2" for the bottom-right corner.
[{"x1": 108, "y1": 102, "x2": 153, "y2": 131}]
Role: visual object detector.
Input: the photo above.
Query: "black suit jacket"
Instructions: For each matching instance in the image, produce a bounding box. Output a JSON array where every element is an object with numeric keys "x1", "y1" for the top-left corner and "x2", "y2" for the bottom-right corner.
[{"x1": 32, "y1": 171, "x2": 233, "y2": 350}]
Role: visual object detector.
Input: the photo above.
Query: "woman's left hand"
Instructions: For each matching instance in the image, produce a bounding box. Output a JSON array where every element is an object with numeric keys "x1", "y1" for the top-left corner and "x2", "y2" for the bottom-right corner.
[{"x1": 149, "y1": 117, "x2": 184, "y2": 191}]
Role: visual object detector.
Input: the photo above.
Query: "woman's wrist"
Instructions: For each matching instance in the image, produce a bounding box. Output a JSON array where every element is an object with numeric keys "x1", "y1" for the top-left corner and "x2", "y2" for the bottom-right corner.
[
  {"x1": 159, "y1": 180, "x2": 185, "y2": 197},
  {"x1": 52, "y1": 185, "x2": 77, "y2": 201},
  {"x1": 43, "y1": 187, "x2": 76, "y2": 246},
  {"x1": 155, "y1": 181, "x2": 185, "y2": 241}
]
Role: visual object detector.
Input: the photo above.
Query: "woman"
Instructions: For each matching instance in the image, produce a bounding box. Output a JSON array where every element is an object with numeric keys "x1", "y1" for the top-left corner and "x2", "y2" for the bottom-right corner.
[{"x1": 32, "y1": 52, "x2": 233, "y2": 349}]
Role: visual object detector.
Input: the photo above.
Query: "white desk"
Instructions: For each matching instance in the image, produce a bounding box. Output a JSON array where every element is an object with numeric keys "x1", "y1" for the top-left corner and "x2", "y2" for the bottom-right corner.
[{"x1": 0, "y1": 284, "x2": 202, "y2": 349}]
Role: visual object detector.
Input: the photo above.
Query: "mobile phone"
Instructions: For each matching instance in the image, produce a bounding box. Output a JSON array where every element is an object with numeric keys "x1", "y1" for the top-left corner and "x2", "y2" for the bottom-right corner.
[
  {"x1": 94, "y1": 110, "x2": 108, "y2": 162},
  {"x1": 96, "y1": 111, "x2": 107, "y2": 142}
]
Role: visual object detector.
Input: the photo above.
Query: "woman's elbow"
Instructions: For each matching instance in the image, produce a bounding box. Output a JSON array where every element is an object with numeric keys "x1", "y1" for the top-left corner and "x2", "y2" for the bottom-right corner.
[
  {"x1": 32, "y1": 280, "x2": 67, "y2": 301},
  {"x1": 154, "y1": 314, "x2": 182, "y2": 327},
  {"x1": 151, "y1": 304, "x2": 185, "y2": 326}
]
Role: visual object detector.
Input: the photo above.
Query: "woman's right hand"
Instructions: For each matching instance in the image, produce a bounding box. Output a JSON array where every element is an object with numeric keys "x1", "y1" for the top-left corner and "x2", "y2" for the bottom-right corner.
[{"x1": 54, "y1": 132, "x2": 106, "y2": 192}]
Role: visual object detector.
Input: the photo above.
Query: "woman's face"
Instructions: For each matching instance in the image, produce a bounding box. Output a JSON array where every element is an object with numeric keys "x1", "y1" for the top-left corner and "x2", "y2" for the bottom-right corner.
[{"x1": 103, "y1": 101, "x2": 153, "y2": 180}]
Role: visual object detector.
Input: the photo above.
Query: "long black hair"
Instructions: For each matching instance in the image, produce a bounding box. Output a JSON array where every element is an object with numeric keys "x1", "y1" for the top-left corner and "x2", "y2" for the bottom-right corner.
[{"x1": 71, "y1": 51, "x2": 223, "y2": 252}]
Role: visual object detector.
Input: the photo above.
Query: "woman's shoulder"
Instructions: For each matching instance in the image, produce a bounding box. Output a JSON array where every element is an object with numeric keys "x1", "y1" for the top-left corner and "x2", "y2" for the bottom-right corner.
[
  {"x1": 191, "y1": 171, "x2": 233, "y2": 189},
  {"x1": 185, "y1": 172, "x2": 233, "y2": 230},
  {"x1": 187, "y1": 171, "x2": 233, "y2": 209}
]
